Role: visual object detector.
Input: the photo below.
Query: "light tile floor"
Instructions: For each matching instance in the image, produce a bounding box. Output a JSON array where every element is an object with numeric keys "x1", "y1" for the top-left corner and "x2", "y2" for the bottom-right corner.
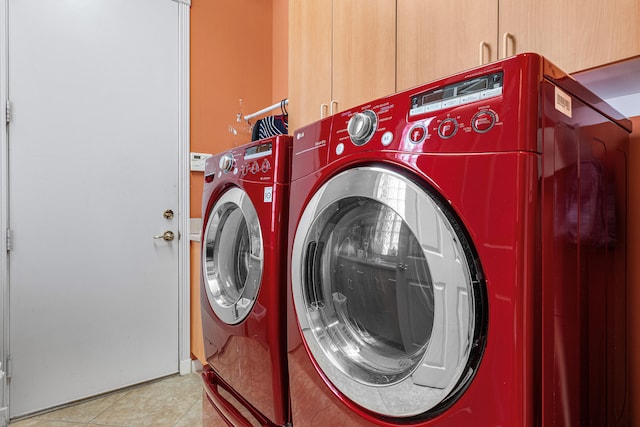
[{"x1": 8, "y1": 373, "x2": 204, "y2": 427}]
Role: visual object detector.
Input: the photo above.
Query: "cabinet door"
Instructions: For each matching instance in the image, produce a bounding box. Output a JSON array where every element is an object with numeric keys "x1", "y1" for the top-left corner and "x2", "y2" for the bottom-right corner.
[
  {"x1": 500, "y1": 0, "x2": 640, "y2": 72},
  {"x1": 289, "y1": 0, "x2": 332, "y2": 132},
  {"x1": 332, "y1": 0, "x2": 396, "y2": 113},
  {"x1": 397, "y1": 0, "x2": 498, "y2": 91}
]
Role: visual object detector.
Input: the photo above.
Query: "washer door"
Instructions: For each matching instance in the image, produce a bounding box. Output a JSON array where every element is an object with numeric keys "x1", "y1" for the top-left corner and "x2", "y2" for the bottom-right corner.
[
  {"x1": 203, "y1": 187, "x2": 263, "y2": 325},
  {"x1": 291, "y1": 166, "x2": 486, "y2": 418}
]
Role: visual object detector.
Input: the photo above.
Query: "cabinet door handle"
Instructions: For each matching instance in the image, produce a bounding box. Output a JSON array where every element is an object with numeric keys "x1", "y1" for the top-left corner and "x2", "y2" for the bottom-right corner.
[
  {"x1": 330, "y1": 100, "x2": 338, "y2": 114},
  {"x1": 320, "y1": 103, "x2": 328, "y2": 119},
  {"x1": 502, "y1": 32, "x2": 515, "y2": 58},
  {"x1": 479, "y1": 41, "x2": 491, "y2": 65}
]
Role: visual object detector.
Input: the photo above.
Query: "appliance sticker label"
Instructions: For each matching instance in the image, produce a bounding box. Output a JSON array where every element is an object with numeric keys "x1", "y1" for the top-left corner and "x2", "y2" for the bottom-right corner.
[
  {"x1": 264, "y1": 186, "x2": 273, "y2": 203},
  {"x1": 555, "y1": 87, "x2": 572, "y2": 118}
]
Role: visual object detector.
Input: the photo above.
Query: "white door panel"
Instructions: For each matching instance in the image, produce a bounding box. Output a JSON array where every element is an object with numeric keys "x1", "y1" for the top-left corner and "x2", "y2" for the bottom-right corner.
[{"x1": 8, "y1": 0, "x2": 179, "y2": 417}]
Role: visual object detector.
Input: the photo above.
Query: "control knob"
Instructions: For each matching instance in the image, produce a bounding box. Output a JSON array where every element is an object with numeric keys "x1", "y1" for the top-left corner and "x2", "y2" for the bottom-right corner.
[
  {"x1": 347, "y1": 110, "x2": 378, "y2": 146},
  {"x1": 218, "y1": 153, "x2": 235, "y2": 173}
]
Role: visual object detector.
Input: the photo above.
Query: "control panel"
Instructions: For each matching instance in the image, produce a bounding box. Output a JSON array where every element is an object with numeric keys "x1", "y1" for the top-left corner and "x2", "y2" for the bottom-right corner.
[
  {"x1": 207, "y1": 140, "x2": 274, "y2": 180},
  {"x1": 406, "y1": 105, "x2": 499, "y2": 146},
  {"x1": 409, "y1": 72, "x2": 503, "y2": 117},
  {"x1": 292, "y1": 55, "x2": 544, "y2": 181},
  {"x1": 240, "y1": 141, "x2": 273, "y2": 177},
  {"x1": 190, "y1": 152, "x2": 212, "y2": 172},
  {"x1": 330, "y1": 70, "x2": 505, "y2": 156}
]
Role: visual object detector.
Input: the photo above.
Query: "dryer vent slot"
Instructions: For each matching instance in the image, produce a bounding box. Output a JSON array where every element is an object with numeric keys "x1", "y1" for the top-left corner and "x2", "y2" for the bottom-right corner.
[{"x1": 304, "y1": 241, "x2": 325, "y2": 309}]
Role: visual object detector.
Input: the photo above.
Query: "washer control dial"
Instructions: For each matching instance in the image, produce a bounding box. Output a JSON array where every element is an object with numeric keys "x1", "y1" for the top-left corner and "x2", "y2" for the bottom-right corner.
[
  {"x1": 408, "y1": 124, "x2": 427, "y2": 144},
  {"x1": 347, "y1": 110, "x2": 378, "y2": 146},
  {"x1": 472, "y1": 110, "x2": 496, "y2": 133},
  {"x1": 438, "y1": 118, "x2": 458, "y2": 139},
  {"x1": 218, "y1": 153, "x2": 235, "y2": 172}
]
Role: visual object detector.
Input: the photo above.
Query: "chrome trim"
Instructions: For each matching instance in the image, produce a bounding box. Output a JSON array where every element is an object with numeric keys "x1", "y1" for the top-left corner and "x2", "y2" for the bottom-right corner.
[
  {"x1": 291, "y1": 166, "x2": 480, "y2": 417},
  {"x1": 203, "y1": 187, "x2": 263, "y2": 325}
]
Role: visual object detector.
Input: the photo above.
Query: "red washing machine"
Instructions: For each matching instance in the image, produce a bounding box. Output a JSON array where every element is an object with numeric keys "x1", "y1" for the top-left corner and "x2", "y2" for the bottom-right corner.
[
  {"x1": 201, "y1": 135, "x2": 293, "y2": 426},
  {"x1": 286, "y1": 53, "x2": 631, "y2": 426}
]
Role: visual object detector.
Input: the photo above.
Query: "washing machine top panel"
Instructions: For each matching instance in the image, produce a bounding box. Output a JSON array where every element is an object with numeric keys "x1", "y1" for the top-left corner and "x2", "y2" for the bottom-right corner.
[
  {"x1": 204, "y1": 134, "x2": 292, "y2": 189},
  {"x1": 290, "y1": 53, "x2": 630, "y2": 182}
]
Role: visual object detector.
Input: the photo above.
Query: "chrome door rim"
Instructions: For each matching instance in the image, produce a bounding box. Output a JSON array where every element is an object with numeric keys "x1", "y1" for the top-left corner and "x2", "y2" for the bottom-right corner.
[
  {"x1": 291, "y1": 166, "x2": 486, "y2": 418},
  {"x1": 203, "y1": 187, "x2": 263, "y2": 325}
]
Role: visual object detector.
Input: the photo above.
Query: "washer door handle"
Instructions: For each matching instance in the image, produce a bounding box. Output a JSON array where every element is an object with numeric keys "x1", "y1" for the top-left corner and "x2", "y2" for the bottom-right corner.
[{"x1": 154, "y1": 231, "x2": 175, "y2": 241}]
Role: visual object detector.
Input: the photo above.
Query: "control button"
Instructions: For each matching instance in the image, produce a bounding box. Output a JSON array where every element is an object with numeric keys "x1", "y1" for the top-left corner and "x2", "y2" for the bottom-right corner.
[
  {"x1": 472, "y1": 110, "x2": 496, "y2": 133},
  {"x1": 241, "y1": 164, "x2": 249, "y2": 176},
  {"x1": 251, "y1": 161, "x2": 260, "y2": 174},
  {"x1": 261, "y1": 159, "x2": 271, "y2": 172},
  {"x1": 408, "y1": 125, "x2": 426, "y2": 144},
  {"x1": 438, "y1": 118, "x2": 458, "y2": 139},
  {"x1": 336, "y1": 143, "x2": 345, "y2": 155},
  {"x1": 381, "y1": 131, "x2": 393, "y2": 146},
  {"x1": 218, "y1": 153, "x2": 235, "y2": 172},
  {"x1": 347, "y1": 110, "x2": 378, "y2": 146}
]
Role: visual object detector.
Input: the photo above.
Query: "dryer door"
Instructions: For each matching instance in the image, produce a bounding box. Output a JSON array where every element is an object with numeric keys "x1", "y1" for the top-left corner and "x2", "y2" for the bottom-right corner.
[
  {"x1": 203, "y1": 187, "x2": 263, "y2": 325},
  {"x1": 291, "y1": 166, "x2": 486, "y2": 418}
]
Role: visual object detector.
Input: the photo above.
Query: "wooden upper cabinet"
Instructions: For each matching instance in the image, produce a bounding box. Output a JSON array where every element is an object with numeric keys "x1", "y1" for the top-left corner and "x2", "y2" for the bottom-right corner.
[
  {"x1": 499, "y1": 0, "x2": 640, "y2": 72},
  {"x1": 290, "y1": 0, "x2": 638, "y2": 132},
  {"x1": 332, "y1": 1, "x2": 396, "y2": 113},
  {"x1": 397, "y1": 0, "x2": 498, "y2": 91},
  {"x1": 288, "y1": 0, "x2": 396, "y2": 133},
  {"x1": 288, "y1": 0, "x2": 332, "y2": 133}
]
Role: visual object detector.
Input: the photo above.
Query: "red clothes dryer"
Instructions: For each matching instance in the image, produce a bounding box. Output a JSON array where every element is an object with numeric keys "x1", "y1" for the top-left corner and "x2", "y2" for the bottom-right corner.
[
  {"x1": 201, "y1": 135, "x2": 293, "y2": 426},
  {"x1": 286, "y1": 54, "x2": 630, "y2": 426}
]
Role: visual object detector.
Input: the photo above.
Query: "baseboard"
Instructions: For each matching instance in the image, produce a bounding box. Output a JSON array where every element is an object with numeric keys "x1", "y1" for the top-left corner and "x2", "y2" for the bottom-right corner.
[{"x1": 179, "y1": 358, "x2": 192, "y2": 375}]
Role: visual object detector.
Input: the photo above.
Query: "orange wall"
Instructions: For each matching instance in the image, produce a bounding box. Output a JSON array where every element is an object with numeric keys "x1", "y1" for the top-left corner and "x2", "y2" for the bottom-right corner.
[
  {"x1": 190, "y1": 241, "x2": 205, "y2": 363},
  {"x1": 190, "y1": 0, "x2": 276, "y2": 217},
  {"x1": 189, "y1": 1, "x2": 288, "y2": 361},
  {"x1": 629, "y1": 116, "x2": 639, "y2": 426}
]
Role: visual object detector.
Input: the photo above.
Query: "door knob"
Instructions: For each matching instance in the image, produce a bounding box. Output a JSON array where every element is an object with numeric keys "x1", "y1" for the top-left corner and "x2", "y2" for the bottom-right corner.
[
  {"x1": 154, "y1": 231, "x2": 175, "y2": 241},
  {"x1": 163, "y1": 209, "x2": 174, "y2": 219}
]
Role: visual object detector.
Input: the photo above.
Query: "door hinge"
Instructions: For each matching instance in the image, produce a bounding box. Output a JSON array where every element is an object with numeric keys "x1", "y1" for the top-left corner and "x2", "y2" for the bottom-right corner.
[
  {"x1": 5, "y1": 229, "x2": 12, "y2": 252},
  {"x1": 4, "y1": 100, "x2": 10, "y2": 124},
  {"x1": 5, "y1": 356, "x2": 11, "y2": 380}
]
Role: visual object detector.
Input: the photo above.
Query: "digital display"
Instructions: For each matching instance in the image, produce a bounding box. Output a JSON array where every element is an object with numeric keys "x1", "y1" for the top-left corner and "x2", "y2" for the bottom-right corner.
[
  {"x1": 244, "y1": 142, "x2": 272, "y2": 159},
  {"x1": 410, "y1": 72, "x2": 504, "y2": 116}
]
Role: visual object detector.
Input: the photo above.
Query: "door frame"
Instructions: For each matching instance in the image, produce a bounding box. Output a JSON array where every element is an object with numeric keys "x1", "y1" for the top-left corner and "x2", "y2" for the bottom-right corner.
[
  {"x1": 0, "y1": 0, "x2": 8, "y2": 422},
  {"x1": 0, "y1": 0, "x2": 191, "y2": 422}
]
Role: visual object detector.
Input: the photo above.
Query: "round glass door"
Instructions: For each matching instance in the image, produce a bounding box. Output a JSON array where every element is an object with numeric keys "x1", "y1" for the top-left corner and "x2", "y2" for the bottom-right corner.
[
  {"x1": 203, "y1": 187, "x2": 263, "y2": 325},
  {"x1": 291, "y1": 166, "x2": 486, "y2": 418}
]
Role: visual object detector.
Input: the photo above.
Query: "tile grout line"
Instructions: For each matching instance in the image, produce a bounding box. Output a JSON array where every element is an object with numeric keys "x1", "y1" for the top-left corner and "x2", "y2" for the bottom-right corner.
[
  {"x1": 172, "y1": 397, "x2": 201, "y2": 427},
  {"x1": 84, "y1": 388, "x2": 133, "y2": 426}
]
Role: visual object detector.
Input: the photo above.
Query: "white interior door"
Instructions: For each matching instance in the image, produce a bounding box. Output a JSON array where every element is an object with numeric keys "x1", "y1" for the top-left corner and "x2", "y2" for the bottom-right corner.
[{"x1": 7, "y1": 0, "x2": 180, "y2": 417}]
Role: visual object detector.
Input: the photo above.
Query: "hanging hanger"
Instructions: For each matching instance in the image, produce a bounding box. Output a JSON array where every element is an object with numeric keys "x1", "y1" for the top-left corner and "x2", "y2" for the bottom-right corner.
[{"x1": 228, "y1": 98, "x2": 253, "y2": 136}]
